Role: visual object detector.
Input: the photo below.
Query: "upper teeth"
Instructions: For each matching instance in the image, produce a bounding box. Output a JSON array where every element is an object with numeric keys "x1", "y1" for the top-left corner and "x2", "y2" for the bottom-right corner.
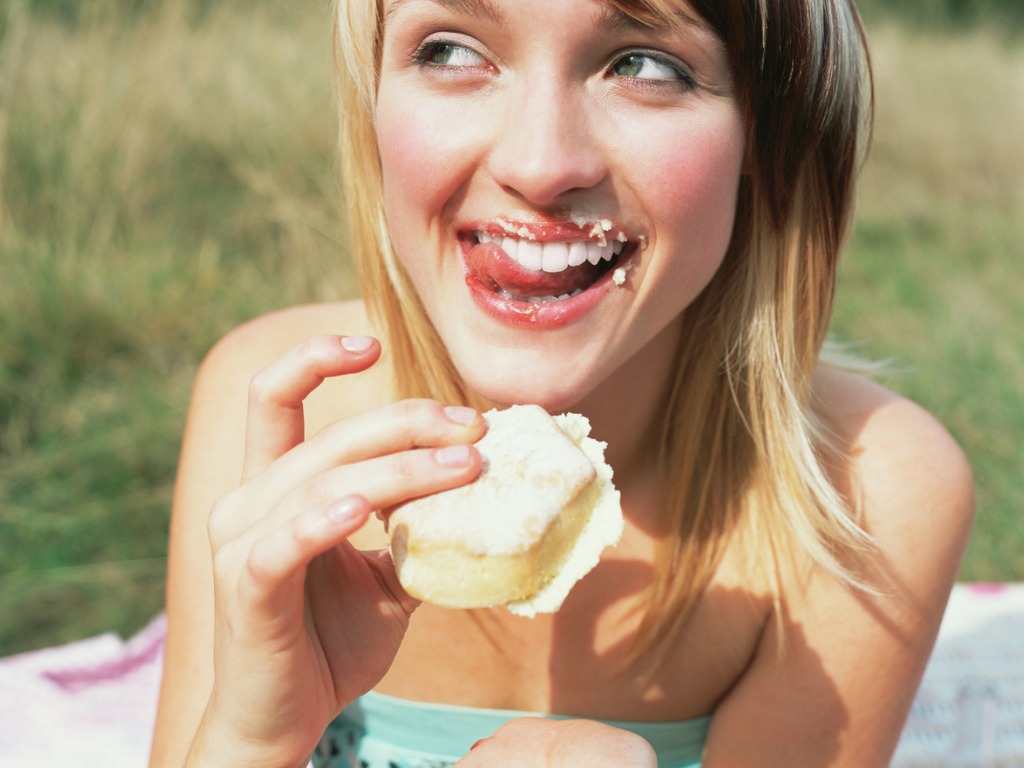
[{"x1": 477, "y1": 231, "x2": 623, "y2": 273}]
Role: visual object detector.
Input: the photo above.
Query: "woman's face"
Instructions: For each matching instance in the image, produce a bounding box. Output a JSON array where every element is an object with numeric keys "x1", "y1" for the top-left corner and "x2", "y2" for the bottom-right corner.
[{"x1": 374, "y1": 0, "x2": 746, "y2": 412}]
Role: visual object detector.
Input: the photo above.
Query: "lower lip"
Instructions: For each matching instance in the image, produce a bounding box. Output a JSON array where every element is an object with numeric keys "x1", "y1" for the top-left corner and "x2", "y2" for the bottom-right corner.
[{"x1": 462, "y1": 257, "x2": 619, "y2": 329}]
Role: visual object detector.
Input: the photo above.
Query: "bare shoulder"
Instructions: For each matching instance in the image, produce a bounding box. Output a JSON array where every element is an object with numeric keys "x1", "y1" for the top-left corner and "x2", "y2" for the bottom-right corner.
[
  {"x1": 195, "y1": 300, "x2": 391, "y2": 431},
  {"x1": 199, "y1": 300, "x2": 377, "y2": 389},
  {"x1": 704, "y1": 367, "x2": 975, "y2": 765},
  {"x1": 812, "y1": 363, "x2": 975, "y2": 554}
]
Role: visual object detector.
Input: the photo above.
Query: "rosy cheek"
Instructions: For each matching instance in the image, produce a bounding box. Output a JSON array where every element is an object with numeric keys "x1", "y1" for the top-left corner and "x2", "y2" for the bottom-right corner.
[
  {"x1": 632, "y1": 118, "x2": 745, "y2": 302},
  {"x1": 376, "y1": 94, "x2": 477, "y2": 214},
  {"x1": 377, "y1": 109, "x2": 438, "y2": 205}
]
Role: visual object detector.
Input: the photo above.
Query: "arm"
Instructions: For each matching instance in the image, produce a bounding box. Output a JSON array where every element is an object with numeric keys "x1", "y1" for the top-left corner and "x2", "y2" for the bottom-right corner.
[
  {"x1": 149, "y1": 309, "x2": 487, "y2": 768},
  {"x1": 704, "y1": 375, "x2": 975, "y2": 767}
]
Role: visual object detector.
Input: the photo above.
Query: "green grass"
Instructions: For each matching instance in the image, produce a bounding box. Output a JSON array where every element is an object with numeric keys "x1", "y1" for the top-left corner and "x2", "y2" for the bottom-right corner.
[
  {"x1": 0, "y1": 0, "x2": 354, "y2": 654},
  {"x1": 831, "y1": 25, "x2": 1024, "y2": 580},
  {"x1": 1, "y1": 0, "x2": 1021, "y2": 655}
]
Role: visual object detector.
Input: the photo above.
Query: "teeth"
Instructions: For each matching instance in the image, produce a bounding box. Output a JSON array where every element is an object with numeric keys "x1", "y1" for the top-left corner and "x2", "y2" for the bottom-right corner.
[
  {"x1": 567, "y1": 241, "x2": 588, "y2": 267},
  {"x1": 515, "y1": 239, "x2": 543, "y2": 271},
  {"x1": 496, "y1": 288, "x2": 585, "y2": 303},
  {"x1": 541, "y1": 242, "x2": 569, "y2": 273},
  {"x1": 478, "y1": 231, "x2": 619, "y2": 273}
]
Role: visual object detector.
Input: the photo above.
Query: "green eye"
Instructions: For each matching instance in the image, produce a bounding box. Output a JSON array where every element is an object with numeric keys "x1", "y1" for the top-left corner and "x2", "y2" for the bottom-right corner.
[
  {"x1": 419, "y1": 42, "x2": 484, "y2": 68},
  {"x1": 614, "y1": 55, "x2": 648, "y2": 77},
  {"x1": 611, "y1": 52, "x2": 690, "y2": 84}
]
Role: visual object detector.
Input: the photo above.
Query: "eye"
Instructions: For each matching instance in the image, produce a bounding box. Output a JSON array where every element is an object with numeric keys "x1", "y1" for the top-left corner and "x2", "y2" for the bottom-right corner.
[
  {"x1": 415, "y1": 41, "x2": 486, "y2": 68},
  {"x1": 610, "y1": 51, "x2": 694, "y2": 87}
]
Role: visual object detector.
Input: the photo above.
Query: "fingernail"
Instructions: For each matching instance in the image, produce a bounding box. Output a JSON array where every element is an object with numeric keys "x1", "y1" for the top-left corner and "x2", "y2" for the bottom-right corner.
[
  {"x1": 327, "y1": 496, "x2": 365, "y2": 525},
  {"x1": 340, "y1": 335, "x2": 374, "y2": 354},
  {"x1": 444, "y1": 405, "x2": 478, "y2": 425},
  {"x1": 434, "y1": 444, "x2": 472, "y2": 468}
]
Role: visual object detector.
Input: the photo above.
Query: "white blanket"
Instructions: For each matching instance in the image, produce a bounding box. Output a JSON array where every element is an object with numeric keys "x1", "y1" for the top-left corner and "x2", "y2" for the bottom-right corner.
[{"x1": 1, "y1": 584, "x2": 1022, "y2": 767}]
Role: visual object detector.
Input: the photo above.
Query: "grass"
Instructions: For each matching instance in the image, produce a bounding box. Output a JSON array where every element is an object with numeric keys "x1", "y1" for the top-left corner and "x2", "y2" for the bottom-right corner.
[
  {"x1": 1, "y1": 0, "x2": 1021, "y2": 655},
  {"x1": 832, "y1": 25, "x2": 1024, "y2": 580}
]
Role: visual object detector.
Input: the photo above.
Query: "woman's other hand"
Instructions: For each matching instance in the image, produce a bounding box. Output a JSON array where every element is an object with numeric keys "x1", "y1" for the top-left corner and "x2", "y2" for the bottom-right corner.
[
  {"x1": 454, "y1": 718, "x2": 658, "y2": 768},
  {"x1": 186, "y1": 334, "x2": 485, "y2": 767}
]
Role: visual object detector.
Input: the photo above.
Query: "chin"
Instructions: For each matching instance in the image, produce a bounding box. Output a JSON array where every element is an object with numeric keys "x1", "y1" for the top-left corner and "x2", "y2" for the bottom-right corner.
[{"x1": 457, "y1": 359, "x2": 592, "y2": 415}]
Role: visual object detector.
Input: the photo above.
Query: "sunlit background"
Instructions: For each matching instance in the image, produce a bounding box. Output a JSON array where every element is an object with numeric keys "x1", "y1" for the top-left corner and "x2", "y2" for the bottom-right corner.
[{"x1": 1, "y1": 0, "x2": 1021, "y2": 655}]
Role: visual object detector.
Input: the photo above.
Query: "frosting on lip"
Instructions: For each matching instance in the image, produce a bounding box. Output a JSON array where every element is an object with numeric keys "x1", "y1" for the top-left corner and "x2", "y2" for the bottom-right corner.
[
  {"x1": 458, "y1": 216, "x2": 640, "y2": 328},
  {"x1": 476, "y1": 215, "x2": 630, "y2": 247},
  {"x1": 461, "y1": 217, "x2": 636, "y2": 301}
]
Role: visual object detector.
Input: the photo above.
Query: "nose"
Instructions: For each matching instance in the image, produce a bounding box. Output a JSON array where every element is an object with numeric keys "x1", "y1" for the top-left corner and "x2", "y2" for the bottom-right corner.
[{"x1": 486, "y1": 81, "x2": 607, "y2": 206}]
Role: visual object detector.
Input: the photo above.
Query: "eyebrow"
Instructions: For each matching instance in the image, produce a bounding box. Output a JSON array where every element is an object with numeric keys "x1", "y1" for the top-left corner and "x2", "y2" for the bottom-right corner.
[
  {"x1": 591, "y1": 3, "x2": 713, "y2": 37},
  {"x1": 385, "y1": 0, "x2": 506, "y2": 26}
]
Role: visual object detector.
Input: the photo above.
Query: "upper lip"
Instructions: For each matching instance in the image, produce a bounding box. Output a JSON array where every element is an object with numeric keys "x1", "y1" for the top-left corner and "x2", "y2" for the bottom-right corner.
[{"x1": 462, "y1": 215, "x2": 633, "y2": 246}]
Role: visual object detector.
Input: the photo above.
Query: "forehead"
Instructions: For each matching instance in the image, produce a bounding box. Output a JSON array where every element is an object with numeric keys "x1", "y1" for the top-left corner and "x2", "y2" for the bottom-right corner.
[{"x1": 383, "y1": 0, "x2": 714, "y2": 35}]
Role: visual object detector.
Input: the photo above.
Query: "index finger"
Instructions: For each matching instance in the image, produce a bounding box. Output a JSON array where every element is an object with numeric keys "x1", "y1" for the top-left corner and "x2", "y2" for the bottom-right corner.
[{"x1": 242, "y1": 335, "x2": 380, "y2": 481}]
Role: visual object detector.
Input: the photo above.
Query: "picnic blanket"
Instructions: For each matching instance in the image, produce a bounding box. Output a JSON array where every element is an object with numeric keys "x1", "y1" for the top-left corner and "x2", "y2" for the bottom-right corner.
[{"x1": 1, "y1": 583, "x2": 1022, "y2": 767}]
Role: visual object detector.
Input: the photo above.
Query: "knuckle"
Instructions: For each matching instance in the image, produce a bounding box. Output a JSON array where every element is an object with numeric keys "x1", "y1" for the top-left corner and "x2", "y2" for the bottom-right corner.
[
  {"x1": 246, "y1": 368, "x2": 274, "y2": 407},
  {"x1": 295, "y1": 335, "x2": 339, "y2": 371},
  {"x1": 243, "y1": 540, "x2": 275, "y2": 587},
  {"x1": 206, "y1": 495, "x2": 237, "y2": 548},
  {"x1": 316, "y1": 417, "x2": 348, "y2": 446},
  {"x1": 391, "y1": 398, "x2": 447, "y2": 442},
  {"x1": 211, "y1": 538, "x2": 241, "y2": 582},
  {"x1": 390, "y1": 450, "x2": 421, "y2": 484},
  {"x1": 294, "y1": 335, "x2": 323, "y2": 363},
  {"x1": 289, "y1": 512, "x2": 319, "y2": 548},
  {"x1": 305, "y1": 473, "x2": 337, "y2": 508}
]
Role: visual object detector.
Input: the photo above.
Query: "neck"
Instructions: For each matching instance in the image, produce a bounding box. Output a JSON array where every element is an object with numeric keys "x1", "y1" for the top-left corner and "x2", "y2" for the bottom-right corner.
[{"x1": 573, "y1": 319, "x2": 681, "y2": 527}]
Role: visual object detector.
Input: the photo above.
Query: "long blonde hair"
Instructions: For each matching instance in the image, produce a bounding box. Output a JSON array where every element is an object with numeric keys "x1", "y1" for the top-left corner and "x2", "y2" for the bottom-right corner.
[{"x1": 331, "y1": 0, "x2": 876, "y2": 662}]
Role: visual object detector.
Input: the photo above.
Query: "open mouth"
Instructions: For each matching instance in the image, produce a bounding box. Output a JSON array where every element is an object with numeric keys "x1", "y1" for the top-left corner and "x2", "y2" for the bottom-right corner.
[{"x1": 461, "y1": 219, "x2": 638, "y2": 307}]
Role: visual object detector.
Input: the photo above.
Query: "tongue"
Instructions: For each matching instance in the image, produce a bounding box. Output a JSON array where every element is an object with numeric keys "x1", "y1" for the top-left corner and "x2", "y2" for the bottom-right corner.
[{"x1": 465, "y1": 243, "x2": 603, "y2": 299}]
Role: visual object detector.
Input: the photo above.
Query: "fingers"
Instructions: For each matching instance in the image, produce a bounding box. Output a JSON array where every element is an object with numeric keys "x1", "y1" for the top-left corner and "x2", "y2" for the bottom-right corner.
[
  {"x1": 292, "y1": 440, "x2": 483, "y2": 517},
  {"x1": 242, "y1": 335, "x2": 381, "y2": 481},
  {"x1": 453, "y1": 718, "x2": 658, "y2": 768},
  {"x1": 250, "y1": 397, "x2": 487, "y2": 510},
  {"x1": 237, "y1": 495, "x2": 372, "y2": 622},
  {"x1": 217, "y1": 438, "x2": 482, "y2": 551},
  {"x1": 209, "y1": 400, "x2": 486, "y2": 550},
  {"x1": 547, "y1": 720, "x2": 658, "y2": 767}
]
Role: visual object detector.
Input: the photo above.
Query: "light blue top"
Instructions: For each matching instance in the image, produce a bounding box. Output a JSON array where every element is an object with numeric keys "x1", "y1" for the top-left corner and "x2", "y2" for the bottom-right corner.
[{"x1": 312, "y1": 690, "x2": 709, "y2": 767}]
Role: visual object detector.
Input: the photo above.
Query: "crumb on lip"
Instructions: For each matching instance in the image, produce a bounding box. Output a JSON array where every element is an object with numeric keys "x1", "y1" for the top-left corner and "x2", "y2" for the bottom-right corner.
[
  {"x1": 485, "y1": 215, "x2": 632, "y2": 248},
  {"x1": 612, "y1": 267, "x2": 627, "y2": 286}
]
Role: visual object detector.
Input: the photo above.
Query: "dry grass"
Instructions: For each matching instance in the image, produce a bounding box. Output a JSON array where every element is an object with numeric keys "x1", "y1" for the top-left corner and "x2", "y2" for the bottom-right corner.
[
  {"x1": 0, "y1": 1, "x2": 1020, "y2": 654},
  {"x1": 833, "y1": 24, "x2": 1024, "y2": 577}
]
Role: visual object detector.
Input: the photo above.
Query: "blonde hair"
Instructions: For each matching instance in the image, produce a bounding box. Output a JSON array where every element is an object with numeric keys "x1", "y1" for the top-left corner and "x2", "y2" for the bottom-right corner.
[{"x1": 332, "y1": 0, "x2": 876, "y2": 662}]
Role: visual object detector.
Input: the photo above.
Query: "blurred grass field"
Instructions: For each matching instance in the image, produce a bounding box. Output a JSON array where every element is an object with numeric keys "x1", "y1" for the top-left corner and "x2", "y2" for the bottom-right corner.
[{"x1": 1, "y1": 0, "x2": 1022, "y2": 655}]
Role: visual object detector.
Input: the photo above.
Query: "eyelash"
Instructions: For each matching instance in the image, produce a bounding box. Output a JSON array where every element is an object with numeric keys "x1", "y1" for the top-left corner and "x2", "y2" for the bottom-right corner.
[
  {"x1": 412, "y1": 40, "x2": 484, "y2": 70},
  {"x1": 411, "y1": 40, "x2": 697, "y2": 93},
  {"x1": 609, "y1": 50, "x2": 697, "y2": 91}
]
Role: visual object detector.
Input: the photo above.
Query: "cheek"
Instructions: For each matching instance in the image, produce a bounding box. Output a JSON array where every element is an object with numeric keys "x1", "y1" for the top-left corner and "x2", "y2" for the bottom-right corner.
[
  {"x1": 639, "y1": 115, "x2": 746, "y2": 272},
  {"x1": 615, "y1": 109, "x2": 745, "y2": 331},
  {"x1": 375, "y1": 90, "x2": 477, "y2": 233},
  {"x1": 650, "y1": 122, "x2": 744, "y2": 234}
]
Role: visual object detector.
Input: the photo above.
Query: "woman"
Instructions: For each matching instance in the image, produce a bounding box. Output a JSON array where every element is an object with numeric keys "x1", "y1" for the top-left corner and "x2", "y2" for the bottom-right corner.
[{"x1": 150, "y1": 0, "x2": 974, "y2": 765}]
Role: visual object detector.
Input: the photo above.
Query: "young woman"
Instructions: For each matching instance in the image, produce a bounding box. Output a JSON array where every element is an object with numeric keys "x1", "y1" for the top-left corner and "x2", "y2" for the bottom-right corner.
[{"x1": 149, "y1": 0, "x2": 975, "y2": 766}]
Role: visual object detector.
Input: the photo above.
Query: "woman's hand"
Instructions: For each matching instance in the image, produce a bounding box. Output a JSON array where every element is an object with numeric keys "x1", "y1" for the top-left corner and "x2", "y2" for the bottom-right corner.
[
  {"x1": 186, "y1": 335, "x2": 486, "y2": 768},
  {"x1": 454, "y1": 718, "x2": 658, "y2": 767}
]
